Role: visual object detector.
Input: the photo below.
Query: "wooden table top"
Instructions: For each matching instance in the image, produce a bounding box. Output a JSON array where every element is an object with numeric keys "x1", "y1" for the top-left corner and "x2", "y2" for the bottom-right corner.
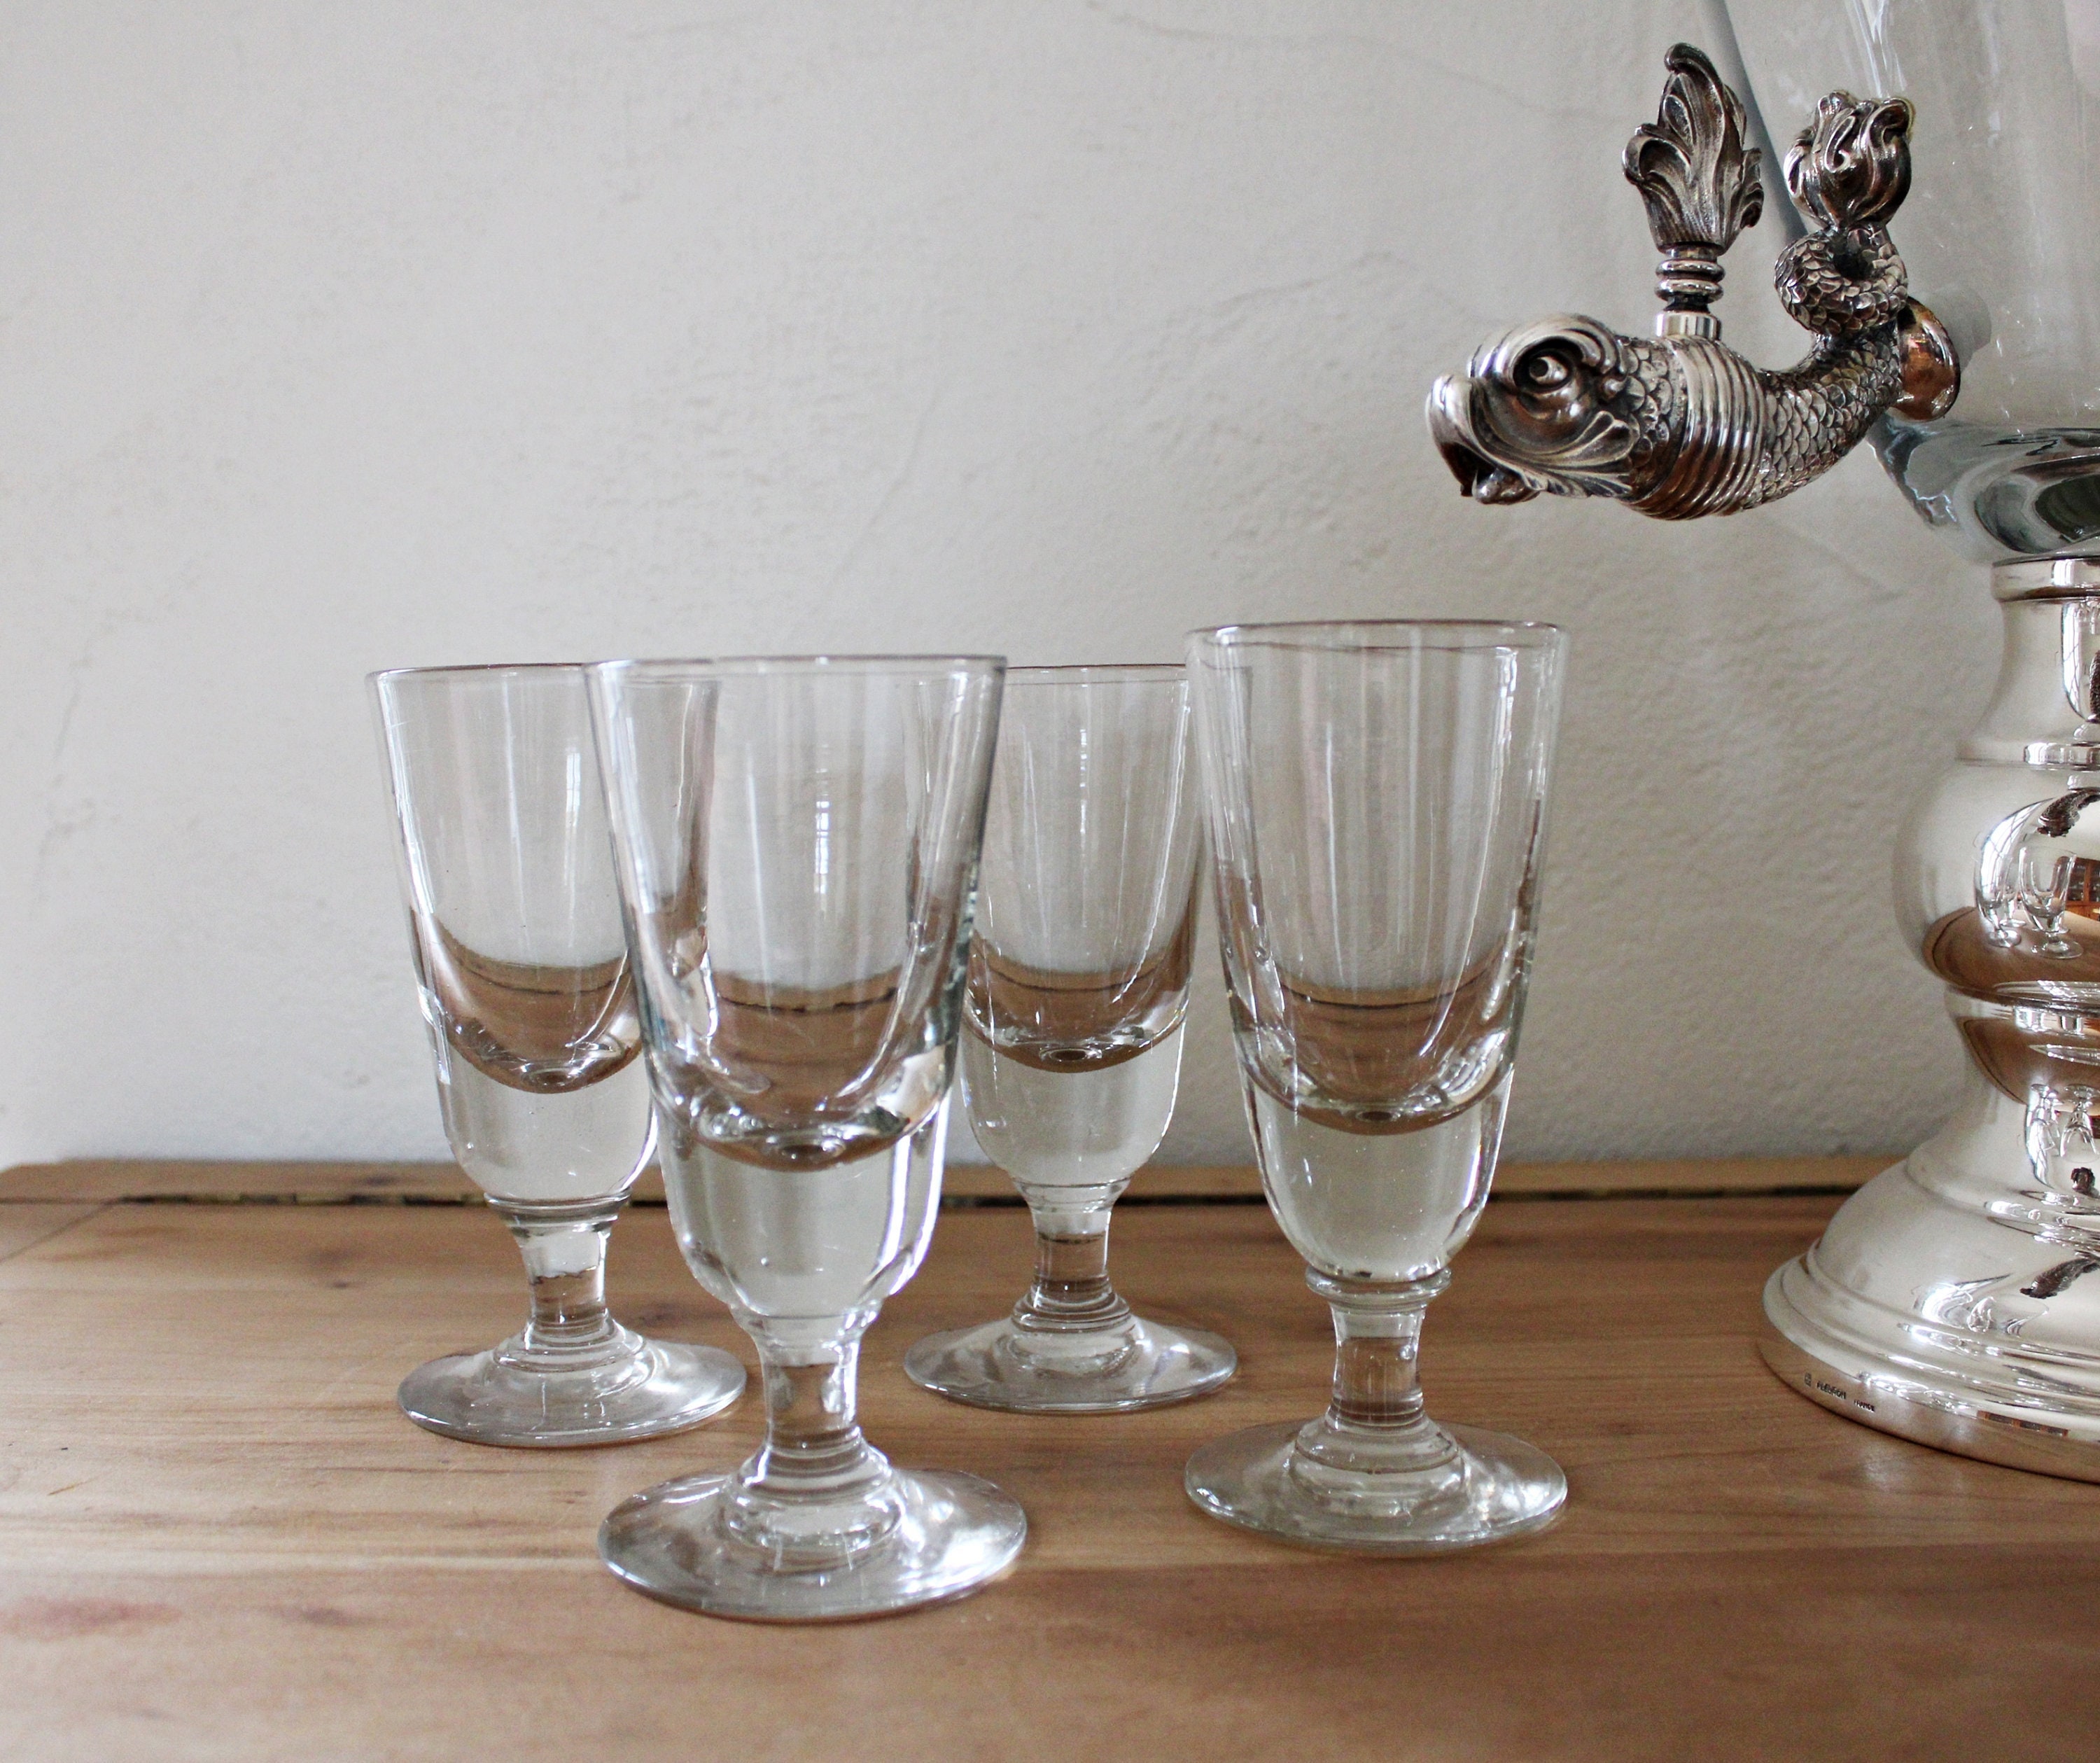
[{"x1": 4, "y1": 1155, "x2": 2094, "y2": 1760}]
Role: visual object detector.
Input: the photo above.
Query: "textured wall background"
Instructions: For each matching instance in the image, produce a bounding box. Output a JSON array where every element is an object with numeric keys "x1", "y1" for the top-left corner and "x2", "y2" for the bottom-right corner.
[{"x1": 0, "y1": 1, "x2": 1989, "y2": 1168}]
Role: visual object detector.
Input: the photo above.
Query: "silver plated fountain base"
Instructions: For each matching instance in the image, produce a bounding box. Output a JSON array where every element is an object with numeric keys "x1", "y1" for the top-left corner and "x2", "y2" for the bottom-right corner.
[{"x1": 1762, "y1": 1094, "x2": 2100, "y2": 1483}]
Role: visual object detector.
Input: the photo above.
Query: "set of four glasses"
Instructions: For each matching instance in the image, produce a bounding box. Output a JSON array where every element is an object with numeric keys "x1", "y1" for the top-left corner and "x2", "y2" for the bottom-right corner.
[{"x1": 370, "y1": 618, "x2": 1567, "y2": 1622}]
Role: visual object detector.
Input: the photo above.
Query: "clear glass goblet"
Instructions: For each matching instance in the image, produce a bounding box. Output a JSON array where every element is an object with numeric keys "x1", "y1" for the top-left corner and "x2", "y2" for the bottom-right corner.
[
  {"x1": 370, "y1": 664, "x2": 748, "y2": 1447},
  {"x1": 588, "y1": 655, "x2": 1025, "y2": 1621},
  {"x1": 904, "y1": 664, "x2": 1236, "y2": 1412},
  {"x1": 1182, "y1": 620, "x2": 1567, "y2": 1552}
]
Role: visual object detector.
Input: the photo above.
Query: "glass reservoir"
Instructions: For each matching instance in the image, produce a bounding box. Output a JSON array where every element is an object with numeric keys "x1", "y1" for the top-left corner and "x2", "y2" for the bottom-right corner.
[{"x1": 1727, "y1": 1, "x2": 2100, "y2": 560}]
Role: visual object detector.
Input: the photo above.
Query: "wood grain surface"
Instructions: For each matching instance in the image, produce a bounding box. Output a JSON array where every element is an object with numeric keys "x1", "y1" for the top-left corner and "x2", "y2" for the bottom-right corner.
[
  {"x1": 1, "y1": 1169, "x2": 2090, "y2": 1759},
  {"x1": 0, "y1": 1150, "x2": 1895, "y2": 1205}
]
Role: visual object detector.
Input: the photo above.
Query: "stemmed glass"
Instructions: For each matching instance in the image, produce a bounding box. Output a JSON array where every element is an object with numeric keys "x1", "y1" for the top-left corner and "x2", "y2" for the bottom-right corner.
[
  {"x1": 2019, "y1": 849, "x2": 2080, "y2": 960},
  {"x1": 371, "y1": 664, "x2": 747, "y2": 1447},
  {"x1": 904, "y1": 665, "x2": 1236, "y2": 1411},
  {"x1": 1182, "y1": 620, "x2": 1567, "y2": 1552},
  {"x1": 588, "y1": 655, "x2": 1026, "y2": 1621}
]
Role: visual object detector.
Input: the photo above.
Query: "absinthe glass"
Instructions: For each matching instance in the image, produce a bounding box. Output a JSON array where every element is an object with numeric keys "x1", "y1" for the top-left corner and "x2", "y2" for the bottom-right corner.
[
  {"x1": 370, "y1": 664, "x2": 746, "y2": 1448},
  {"x1": 1184, "y1": 621, "x2": 1567, "y2": 1552},
  {"x1": 905, "y1": 666, "x2": 1236, "y2": 1412},
  {"x1": 589, "y1": 656, "x2": 1026, "y2": 1621}
]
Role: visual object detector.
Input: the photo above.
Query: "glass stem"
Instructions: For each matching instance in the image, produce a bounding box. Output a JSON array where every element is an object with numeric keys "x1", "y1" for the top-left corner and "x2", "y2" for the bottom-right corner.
[
  {"x1": 491, "y1": 1196, "x2": 627, "y2": 1364},
  {"x1": 1294, "y1": 1268, "x2": 1457, "y2": 1476},
  {"x1": 1013, "y1": 1199, "x2": 1133, "y2": 1336},
  {"x1": 727, "y1": 1321, "x2": 895, "y2": 1566}
]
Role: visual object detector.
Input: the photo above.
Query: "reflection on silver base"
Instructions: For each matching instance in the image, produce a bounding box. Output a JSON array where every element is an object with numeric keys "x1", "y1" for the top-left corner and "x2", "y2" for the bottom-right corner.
[
  {"x1": 1758, "y1": 1328, "x2": 2100, "y2": 1481},
  {"x1": 1761, "y1": 1083, "x2": 2100, "y2": 1483}
]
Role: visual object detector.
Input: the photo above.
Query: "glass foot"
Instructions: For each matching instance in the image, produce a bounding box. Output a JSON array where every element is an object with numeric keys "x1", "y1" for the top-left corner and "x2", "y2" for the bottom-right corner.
[
  {"x1": 398, "y1": 1333, "x2": 746, "y2": 1449},
  {"x1": 599, "y1": 1466, "x2": 1028, "y2": 1622},
  {"x1": 904, "y1": 1315, "x2": 1237, "y2": 1413},
  {"x1": 1184, "y1": 1418, "x2": 1565, "y2": 1554}
]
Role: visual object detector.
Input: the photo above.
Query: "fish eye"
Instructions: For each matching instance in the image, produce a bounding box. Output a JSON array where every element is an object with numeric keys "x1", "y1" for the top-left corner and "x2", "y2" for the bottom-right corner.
[{"x1": 1519, "y1": 349, "x2": 1572, "y2": 391}]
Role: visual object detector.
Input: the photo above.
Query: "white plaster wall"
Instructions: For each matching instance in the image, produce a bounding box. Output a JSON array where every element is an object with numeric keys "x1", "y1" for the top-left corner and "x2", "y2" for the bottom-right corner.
[{"x1": 0, "y1": 1, "x2": 1988, "y2": 1168}]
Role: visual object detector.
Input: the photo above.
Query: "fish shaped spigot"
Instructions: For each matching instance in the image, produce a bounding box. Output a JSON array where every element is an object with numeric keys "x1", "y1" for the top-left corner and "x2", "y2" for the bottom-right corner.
[{"x1": 1427, "y1": 43, "x2": 1959, "y2": 519}]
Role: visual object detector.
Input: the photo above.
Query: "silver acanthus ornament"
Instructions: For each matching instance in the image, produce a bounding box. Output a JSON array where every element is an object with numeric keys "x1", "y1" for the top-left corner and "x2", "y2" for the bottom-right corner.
[{"x1": 1427, "y1": 43, "x2": 1959, "y2": 519}]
